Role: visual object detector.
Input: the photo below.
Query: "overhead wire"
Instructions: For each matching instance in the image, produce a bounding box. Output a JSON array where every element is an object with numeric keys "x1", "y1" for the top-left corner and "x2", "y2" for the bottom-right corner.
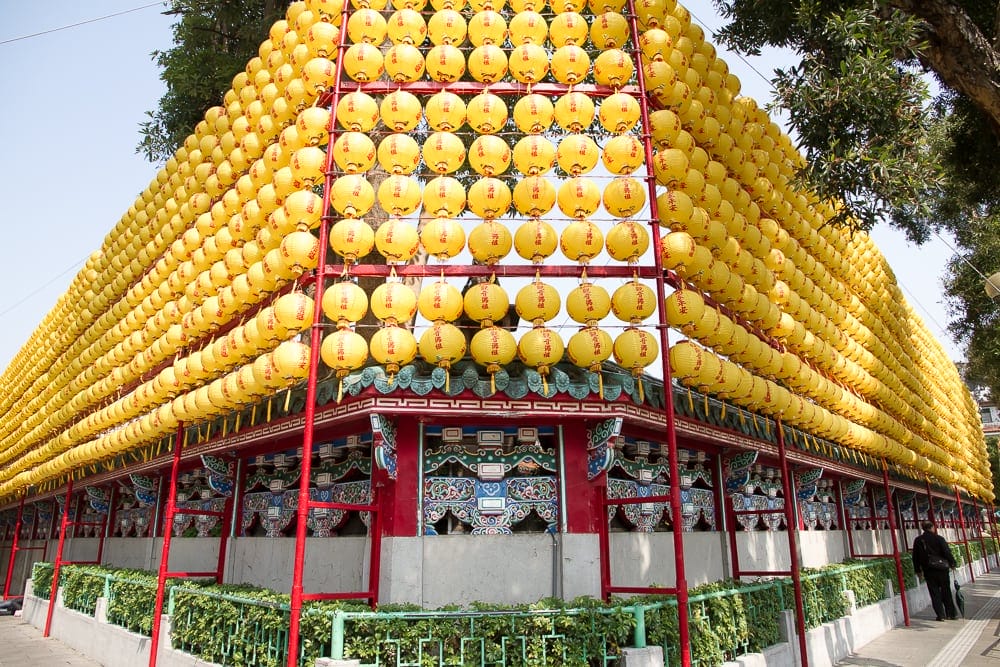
[{"x1": 0, "y1": 2, "x2": 163, "y2": 46}]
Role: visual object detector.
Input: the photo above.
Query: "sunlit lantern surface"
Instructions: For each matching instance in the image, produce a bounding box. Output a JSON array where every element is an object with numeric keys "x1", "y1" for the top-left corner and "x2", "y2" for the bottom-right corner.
[{"x1": 0, "y1": 0, "x2": 989, "y2": 515}]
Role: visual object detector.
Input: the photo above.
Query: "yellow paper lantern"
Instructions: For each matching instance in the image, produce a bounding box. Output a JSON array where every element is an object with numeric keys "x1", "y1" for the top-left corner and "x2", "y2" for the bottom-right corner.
[
  {"x1": 380, "y1": 90, "x2": 423, "y2": 131},
  {"x1": 514, "y1": 218, "x2": 558, "y2": 262},
  {"x1": 612, "y1": 280, "x2": 656, "y2": 323},
  {"x1": 463, "y1": 281, "x2": 510, "y2": 324},
  {"x1": 513, "y1": 94, "x2": 555, "y2": 134},
  {"x1": 467, "y1": 177, "x2": 513, "y2": 219},
  {"x1": 512, "y1": 136, "x2": 556, "y2": 175},
  {"x1": 558, "y1": 135, "x2": 603, "y2": 179},
  {"x1": 377, "y1": 175, "x2": 423, "y2": 216},
  {"x1": 332, "y1": 132, "x2": 377, "y2": 173},
  {"x1": 468, "y1": 220, "x2": 513, "y2": 264},
  {"x1": 509, "y1": 43, "x2": 550, "y2": 83},
  {"x1": 560, "y1": 219, "x2": 604, "y2": 263},
  {"x1": 601, "y1": 134, "x2": 644, "y2": 175},
  {"x1": 518, "y1": 326, "x2": 565, "y2": 392},
  {"x1": 466, "y1": 91, "x2": 508, "y2": 134},
  {"x1": 605, "y1": 220, "x2": 650, "y2": 263},
  {"x1": 424, "y1": 44, "x2": 467, "y2": 81},
  {"x1": 592, "y1": 49, "x2": 634, "y2": 86},
  {"x1": 272, "y1": 340, "x2": 312, "y2": 381},
  {"x1": 424, "y1": 90, "x2": 467, "y2": 131},
  {"x1": 320, "y1": 329, "x2": 369, "y2": 400},
  {"x1": 371, "y1": 281, "x2": 419, "y2": 323},
  {"x1": 375, "y1": 217, "x2": 421, "y2": 261},
  {"x1": 377, "y1": 133, "x2": 422, "y2": 174},
  {"x1": 370, "y1": 325, "x2": 417, "y2": 379},
  {"x1": 322, "y1": 280, "x2": 369, "y2": 325},
  {"x1": 512, "y1": 176, "x2": 556, "y2": 217},
  {"x1": 470, "y1": 325, "x2": 517, "y2": 393},
  {"x1": 557, "y1": 177, "x2": 602, "y2": 219},
  {"x1": 554, "y1": 91, "x2": 595, "y2": 132},
  {"x1": 468, "y1": 135, "x2": 512, "y2": 176},
  {"x1": 420, "y1": 217, "x2": 467, "y2": 259},
  {"x1": 515, "y1": 279, "x2": 561, "y2": 323},
  {"x1": 419, "y1": 322, "x2": 467, "y2": 389},
  {"x1": 423, "y1": 175, "x2": 467, "y2": 216},
  {"x1": 330, "y1": 218, "x2": 375, "y2": 262},
  {"x1": 468, "y1": 44, "x2": 509, "y2": 83},
  {"x1": 337, "y1": 91, "x2": 380, "y2": 132},
  {"x1": 343, "y1": 43, "x2": 386, "y2": 82},
  {"x1": 550, "y1": 44, "x2": 591, "y2": 84},
  {"x1": 603, "y1": 176, "x2": 647, "y2": 218},
  {"x1": 418, "y1": 280, "x2": 464, "y2": 322},
  {"x1": 423, "y1": 131, "x2": 468, "y2": 173},
  {"x1": 566, "y1": 281, "x2": 611, "y2": 325}
]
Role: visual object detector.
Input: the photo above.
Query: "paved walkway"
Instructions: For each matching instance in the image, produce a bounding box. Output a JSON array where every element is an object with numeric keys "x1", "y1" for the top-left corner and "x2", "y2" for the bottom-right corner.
[
  {"x1": 0, "y1": 614, "x2": 100, "y2": 666},
  {"x1": 838, "y1": 570, "x2": 1000, "y2": 667}
]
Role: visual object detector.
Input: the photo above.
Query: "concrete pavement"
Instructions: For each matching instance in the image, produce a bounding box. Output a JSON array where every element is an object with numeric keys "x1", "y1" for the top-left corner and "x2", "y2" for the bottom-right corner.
[
  {"x1": 838, "y1": 570, "x2": 1000, "y2": 667},
  {"x1": 0, "y1": 614, "x2": 101, "y2": 666}
]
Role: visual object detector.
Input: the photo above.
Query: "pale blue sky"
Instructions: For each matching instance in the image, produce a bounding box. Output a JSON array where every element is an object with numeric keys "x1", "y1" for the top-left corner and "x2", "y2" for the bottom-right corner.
[{"x1": 0, "y1": 0, "x2": 966, "y2": 373}]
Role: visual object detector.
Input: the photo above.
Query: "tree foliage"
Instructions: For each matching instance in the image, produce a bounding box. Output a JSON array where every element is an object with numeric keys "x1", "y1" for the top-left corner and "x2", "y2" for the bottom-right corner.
[
  {"x1": 713, "y1": 0, "x2": 1000, "y2": 398},
  {"x1": 137, "y1": 0, "x2": 287, "y2": 164}
]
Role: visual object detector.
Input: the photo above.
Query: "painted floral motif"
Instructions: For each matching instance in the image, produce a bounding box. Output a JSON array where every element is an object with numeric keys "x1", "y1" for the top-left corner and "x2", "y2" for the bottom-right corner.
[{"x1": 423, "y1": 476, "x2": 557, "y2": 535}]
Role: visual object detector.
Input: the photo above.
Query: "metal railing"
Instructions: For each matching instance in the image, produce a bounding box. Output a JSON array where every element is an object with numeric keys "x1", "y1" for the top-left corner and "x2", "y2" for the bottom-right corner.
[{"x1": 24, "y1": 557, "x2": 925, "y2": 666}]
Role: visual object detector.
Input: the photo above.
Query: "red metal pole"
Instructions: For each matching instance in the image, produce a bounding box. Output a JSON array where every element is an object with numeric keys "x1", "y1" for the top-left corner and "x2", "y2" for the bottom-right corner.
[
  {"x1": 880, "y1": 466, "x2": 909, "y2": 626},
  {"x1": 287, "y1": 10, "x2": 349, "y2": 664},
  {"x1": 991, "y1": 505, "x2": 1000, "y2": 568},
  {"x1": 367, "y1": 483, "x2": 382, "y2": 604},
  {"x1": 2, "y1": 494, "x2": 25, "y2": 600},
  {"x1": 925, "y1": 480, "x2": 936, "y2": 523},
  {"x1": 597, "y1": 482, "x2": 611, "y2": 600},
  {"x1": 148, "y1": 424, "x2": 185, "y2": 667},
  {"x1": 623, "y1": 1, "x2": 690, "y2": 661},
  {"x1": 214, "y1": 461, "x2": 238, "y2": 584},
  {"x1": 954, "y1": 488, "x2": 974, "y2": 583},
  {"x1": 776, "y1": 421, "x2": 809, "y2": 667},
  {"x1": 971, "y1": 498, "x2": 989, "y2": 572},
  {"x1": 44, "y1": 479, "x2": 74, "y2": 637},
  {"x1": 841, "y1": 481, "x2": 857, "y2": 559}
]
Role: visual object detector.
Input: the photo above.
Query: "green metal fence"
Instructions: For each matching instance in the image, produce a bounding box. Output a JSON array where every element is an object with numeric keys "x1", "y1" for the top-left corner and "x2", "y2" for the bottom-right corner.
[{"x1": 24, "y1": 557, "x2": 925, "y2": 667}]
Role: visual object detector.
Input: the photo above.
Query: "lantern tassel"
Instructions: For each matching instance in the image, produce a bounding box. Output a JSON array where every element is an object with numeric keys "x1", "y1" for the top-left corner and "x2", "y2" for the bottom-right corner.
[
  {"x1": 337, "y1": 379, "x2": 344, "y2": 403},
  {"x1": 251, "y1": 405, "x2": 257, "y2": 427},
  {"x1": 235, "y1": 412, "x2": 241, "y2": 433},
  {"x1": 283, "y1": 389, "x2": 292, "y2": 413},
  {"x1": 720, "y1": 401, "x2": 726, "y2": 420},
  {"x1": 638, "y1": 378, "x2": 645, "y2": 403},
  {"x1": 687, "y1": 389, "x2": 694, "y2": 412},
  {"x1": 490, "y1": 372, "x2": 496, "y2": 395},
  {"x1": 598, "y1": 372, "x2": 604, "y2": 399},
  {"x1": 445, "y1": 372, "x2": 450, "y2": 393},
  {"x1": 222, "y1": 418, "x2": 228, "y2": 438},
  {"x1": 542, "y1": 374, "x2": 549, "y2": 395},
  {"x1": 267, "y1": 398, "x2": 272, "y2": 422}
]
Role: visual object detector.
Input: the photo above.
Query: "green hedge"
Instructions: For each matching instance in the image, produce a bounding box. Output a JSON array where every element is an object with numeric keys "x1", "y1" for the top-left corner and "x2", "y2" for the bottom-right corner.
[
  {"x1": 24, "y1": 554, "x2": 979, "y2": 667},
  {"x1": 30, "y1": 561, "x2": 54, "y2": 600}
]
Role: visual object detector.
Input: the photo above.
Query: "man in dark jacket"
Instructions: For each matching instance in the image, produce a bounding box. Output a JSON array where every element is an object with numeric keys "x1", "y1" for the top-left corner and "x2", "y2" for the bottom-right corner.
[{"x1": 912, "y1": 521, "x2": 958, "y2": 621}]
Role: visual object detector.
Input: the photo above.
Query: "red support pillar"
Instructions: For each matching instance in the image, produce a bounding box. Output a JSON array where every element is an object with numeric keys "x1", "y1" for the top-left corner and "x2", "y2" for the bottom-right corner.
[
  {"x1": 148, "y1": 424, "x2": 185, "y2": 667},
  {"x1": 881, "y1": 466, "x2": 909, "y2": 626},
  {"x1": 954, "y1": 488, "x2": 974, "y2": 583},
  {"x1": 2, "y1": 494, "x2": 25, "y2": 600},
  {"x1": 925, "y1": 480, "x2": 936, "y2": 524},
  {"x1": 777, "y1": 422, "x2": 809, "y2": 667},
  {"x1": 840, "y1": 481, "x2": 857, "y2": 559},
  {"x1": 44, "y1": 479, "x2": 74, "y2": 637},
  {"x1": 560, "y1": 421, "x2": 601, "y2": 534},
  {"x1": 971, "y1": 498, "x2": 990, "y2": 572},
  {"x1": 214, "y1": 462, "x2": 238, "y2": 585}
]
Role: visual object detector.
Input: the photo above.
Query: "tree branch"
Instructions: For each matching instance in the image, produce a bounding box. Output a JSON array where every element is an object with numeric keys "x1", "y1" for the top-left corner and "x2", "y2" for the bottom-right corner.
[{"x1": 890, "y1": 0, "x2": 1000, "y2": 131}]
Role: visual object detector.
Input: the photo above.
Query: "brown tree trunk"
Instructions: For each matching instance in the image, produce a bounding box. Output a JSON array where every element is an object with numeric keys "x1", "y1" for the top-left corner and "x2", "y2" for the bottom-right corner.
[{"x1": 890, "y1": 0, "x2": 1000, "y2": 131}]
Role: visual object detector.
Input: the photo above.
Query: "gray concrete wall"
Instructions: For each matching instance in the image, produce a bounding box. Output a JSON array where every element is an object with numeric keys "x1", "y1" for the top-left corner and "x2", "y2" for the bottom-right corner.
[
  {"x1": 1, "y1": 539, "x2": 49, "y2": 596},
  {"x1": 798, "y1": 530, "x2": 847, "y2": 567},
  {"x1": 421, "y1": 534, "x2": 556, "y2": 607},
  {"x1": 609, "y1": 531, "x2": 727, "y2": 589},
  {"x1": 225, "y1": 536, "x2": 368, "y2": 592},
  {"x1": 102, "y1": 537, "x2": 160, "y2": 570}
]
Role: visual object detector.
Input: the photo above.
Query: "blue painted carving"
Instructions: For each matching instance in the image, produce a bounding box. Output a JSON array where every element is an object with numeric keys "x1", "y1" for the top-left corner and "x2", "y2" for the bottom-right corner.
[
  {"x1": 423, "y1": 476, "x2": 557, "y2": 535},
  {"x1": 371, "y1": 413, "x2": 397, "y2": 479},
  {"x1": 129, "y1": 474, "x2": 159, "y2": 506},
  {"x1": 201, "y1": 455, "x2": 235, "y2": 497},
  {"x1": 587, "y1": 417, "x2": 622, "y2": 480},
  {"x1": 724, "y1": 451, "x2": 758, "y2": 495},
  {"x1": 242, "y1": 480, "x2": 371, "y2": 537},
  {"x1": 85, "y1": 486, "x2": 110, "y2": 514}
]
